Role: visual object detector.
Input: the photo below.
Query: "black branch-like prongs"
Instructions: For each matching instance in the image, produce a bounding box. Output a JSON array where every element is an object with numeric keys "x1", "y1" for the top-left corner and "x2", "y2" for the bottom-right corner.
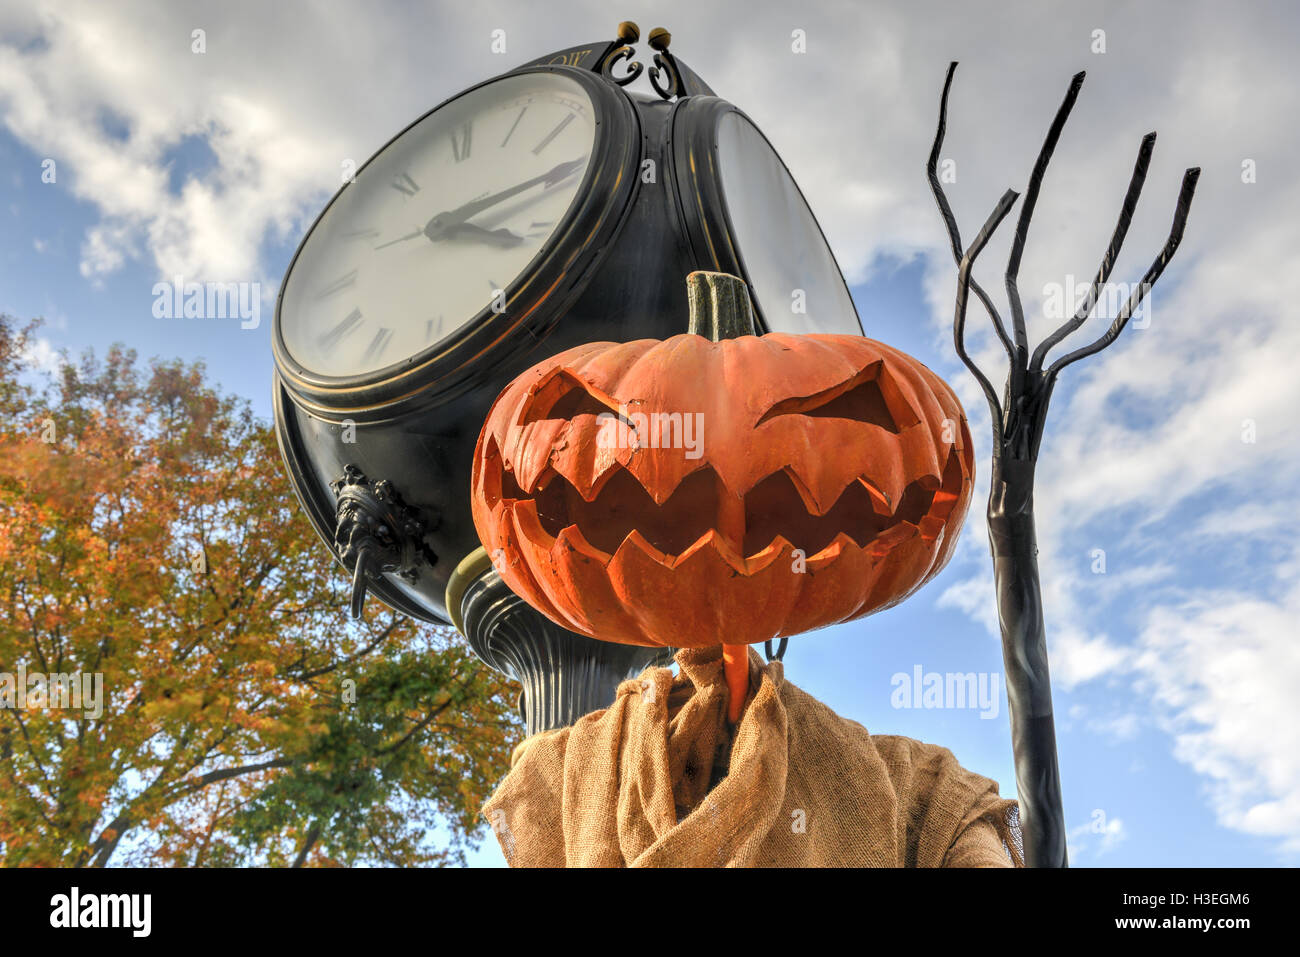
[
  {"x1": 928, "y1": 62, "x2": 1199, "y2": 869},
  {"x1": 929, "y1": 61, "x2": 1201, "y2": 456}
]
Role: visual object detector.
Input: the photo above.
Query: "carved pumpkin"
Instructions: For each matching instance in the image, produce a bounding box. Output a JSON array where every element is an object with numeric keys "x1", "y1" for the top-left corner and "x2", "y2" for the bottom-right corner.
[{"x1": 471, "y1": 274, "x2": 975, "y2": 670}]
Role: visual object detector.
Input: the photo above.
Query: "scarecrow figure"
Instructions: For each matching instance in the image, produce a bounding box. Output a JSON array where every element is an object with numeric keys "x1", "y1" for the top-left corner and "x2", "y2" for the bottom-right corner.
[{"x1": 473, "y1": 270, "x2": 1016, "y2": 866}]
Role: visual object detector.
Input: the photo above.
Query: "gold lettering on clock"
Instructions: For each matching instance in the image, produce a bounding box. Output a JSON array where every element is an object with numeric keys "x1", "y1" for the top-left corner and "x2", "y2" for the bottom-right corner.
[{"x1": 547, "y1": 49, "x2": 591, "y2": 67}]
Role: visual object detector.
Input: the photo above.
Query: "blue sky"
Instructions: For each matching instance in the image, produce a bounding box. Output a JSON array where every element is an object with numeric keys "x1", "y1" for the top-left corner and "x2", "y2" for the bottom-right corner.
[{"x1": 2, "y1": 0, "x2": 1297, "y2": 867}]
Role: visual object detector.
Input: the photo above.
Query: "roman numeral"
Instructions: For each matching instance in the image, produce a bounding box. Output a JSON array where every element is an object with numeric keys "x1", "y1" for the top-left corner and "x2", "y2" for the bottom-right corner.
[
  {"x1": 390, "y1": 172, "x2": 420, "y2": 197},
  {"x1": 314, "y1": 269, "x2": 357, "y2": 300},
  {"x1": 451, "y1": 122, "x2": 473, "y2": 162},
  {"x1": 363, "y1": 327, "x2": 394, "y2": 363},
  {"x1": 532, "y1": 114, "x2": 574, "y2": 155},
  {"x1": 501, "y1": 107, "x2": 527, "y2": 148},
  {"x1": 319, "y1": 308, "x2": 363, "y2": 350}
]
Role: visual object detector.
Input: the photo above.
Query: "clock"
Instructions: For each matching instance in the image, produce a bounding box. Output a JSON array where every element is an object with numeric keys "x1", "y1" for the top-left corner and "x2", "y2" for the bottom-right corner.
[
  {"x1": 273, "y1": 25, "x2": 875, "y2": 737},
  {"x1": 273, "y1": 66, "x2": 639, "y2": 411},
  {"x1": 669, "y1": 97, "x2": 863, "y2": 335},
  {"x1": 272, "y1": 39, "x2": 866, "y2": 633}
]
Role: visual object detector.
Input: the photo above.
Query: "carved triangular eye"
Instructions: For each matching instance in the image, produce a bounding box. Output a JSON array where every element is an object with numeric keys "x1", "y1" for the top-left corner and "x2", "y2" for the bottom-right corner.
[
  {"x1": 520, "y1": 369, "x2": 635, "y2": 428},
  {"x1": 756, "y1": 361, "x2": 919, "y2": 433}
]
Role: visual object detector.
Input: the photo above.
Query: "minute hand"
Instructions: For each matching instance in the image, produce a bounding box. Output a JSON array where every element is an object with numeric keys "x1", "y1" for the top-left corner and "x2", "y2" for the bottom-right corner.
[{"x1": 423, "y1": 158, "x2": 585, "y2": 239}]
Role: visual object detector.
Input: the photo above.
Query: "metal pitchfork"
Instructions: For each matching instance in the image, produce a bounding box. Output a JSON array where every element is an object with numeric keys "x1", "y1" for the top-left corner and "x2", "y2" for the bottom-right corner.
[{"x1": 927, "y1": 62, "x2": 1200, "y2": 867}]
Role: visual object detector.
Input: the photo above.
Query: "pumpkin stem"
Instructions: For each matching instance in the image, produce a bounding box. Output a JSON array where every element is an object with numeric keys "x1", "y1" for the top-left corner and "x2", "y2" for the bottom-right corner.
[{"x1": 686, "y1": 270, "x2": 757, "y2": 341}]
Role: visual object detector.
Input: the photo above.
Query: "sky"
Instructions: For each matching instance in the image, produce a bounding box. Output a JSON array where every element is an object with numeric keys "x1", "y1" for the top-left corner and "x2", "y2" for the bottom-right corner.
[{"x1": 1, "y1": 0, "x2": 1297, "y2": 868}]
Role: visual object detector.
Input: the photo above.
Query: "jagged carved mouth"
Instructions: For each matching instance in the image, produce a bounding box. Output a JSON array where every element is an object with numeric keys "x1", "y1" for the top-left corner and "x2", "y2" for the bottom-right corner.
[
  {"x1": 492, "y1": 454, "x2": 964, "y2": 563},
  {"x1": 483, "y1": 358, "x2": 967, "y2": 565}
]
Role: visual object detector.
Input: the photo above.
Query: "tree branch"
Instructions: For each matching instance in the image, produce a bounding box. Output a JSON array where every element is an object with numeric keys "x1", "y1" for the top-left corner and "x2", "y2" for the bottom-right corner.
[{"x1": 291, "y1": 819, "x2": 322, "y2": 868}]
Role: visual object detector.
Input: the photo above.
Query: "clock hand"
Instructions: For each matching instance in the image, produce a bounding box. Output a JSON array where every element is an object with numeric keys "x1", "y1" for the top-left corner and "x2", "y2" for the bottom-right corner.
[
  {"x1": 423, "y1": 157, "x2": 585, "y2": 240},
  {"x1": 376, "y1": 223, "x2": 525, "y2": 252},
  {"x1": 437, "y1": 222, "x2": 525, "y2": 248},
  {"x1": 373, "y1": 229, "x2": 424, "y2": 250},
  {"x1": 469, "y1": 185, "x2": 576, "y2": 231}
]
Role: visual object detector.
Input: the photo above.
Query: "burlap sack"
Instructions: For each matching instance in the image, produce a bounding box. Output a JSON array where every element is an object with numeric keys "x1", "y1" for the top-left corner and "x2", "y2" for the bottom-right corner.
[{"x1": 483, "y1": 644, "x2": 1022, "y2": 867}]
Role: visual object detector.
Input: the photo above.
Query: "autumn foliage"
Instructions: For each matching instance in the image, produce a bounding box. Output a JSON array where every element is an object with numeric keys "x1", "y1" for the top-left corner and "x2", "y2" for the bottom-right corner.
[{"x1": 0, "y1": 316, "x2": 521, "y2": 866}]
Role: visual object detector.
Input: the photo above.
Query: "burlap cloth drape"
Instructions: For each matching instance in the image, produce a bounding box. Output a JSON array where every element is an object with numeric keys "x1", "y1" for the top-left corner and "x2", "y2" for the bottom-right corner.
[{"x1": 483, "y1": 645, "x2": 1022, "y2": 867}]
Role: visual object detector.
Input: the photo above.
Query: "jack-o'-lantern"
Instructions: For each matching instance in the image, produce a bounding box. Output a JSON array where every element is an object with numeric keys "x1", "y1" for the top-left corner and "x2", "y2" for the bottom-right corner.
[{"x1": 472, "y1": 272, "x2": 974, "y2": 717}]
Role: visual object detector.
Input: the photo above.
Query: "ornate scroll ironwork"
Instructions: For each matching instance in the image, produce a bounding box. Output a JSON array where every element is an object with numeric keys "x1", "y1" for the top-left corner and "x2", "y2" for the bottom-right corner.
[
  {"x1": 597, "y1": 21, "x2": 687, "y2": 102},
  {"x1": 599, "y1": 20, "x2": 643, "y2": 87},
  {"x1": 330, "y1": 464, "x2": 430, "y2": 619},
  {"x1": 647, "y1": 28, "x2": 684, "y2": 101}
]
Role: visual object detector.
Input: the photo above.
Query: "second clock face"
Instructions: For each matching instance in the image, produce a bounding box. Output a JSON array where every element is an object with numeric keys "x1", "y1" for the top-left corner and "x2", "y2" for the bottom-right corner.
[
  {"x1": 278, "y1": 72, "x2": 599, "y2": 379},
  {"x1": 714, "y1": 111, "x2": 862, "y2": 336}
]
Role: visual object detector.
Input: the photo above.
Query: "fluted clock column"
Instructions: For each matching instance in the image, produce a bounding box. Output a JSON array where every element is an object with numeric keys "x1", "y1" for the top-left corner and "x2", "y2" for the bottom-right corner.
[{"x1": 447, "y1": 549, "x2": 671, "y2": 735}]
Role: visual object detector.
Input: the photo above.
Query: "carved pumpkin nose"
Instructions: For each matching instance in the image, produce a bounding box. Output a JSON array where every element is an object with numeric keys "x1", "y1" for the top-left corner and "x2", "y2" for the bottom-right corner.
[{"x1": 470, "y1": 274, "x2": 976, "y2": 678}]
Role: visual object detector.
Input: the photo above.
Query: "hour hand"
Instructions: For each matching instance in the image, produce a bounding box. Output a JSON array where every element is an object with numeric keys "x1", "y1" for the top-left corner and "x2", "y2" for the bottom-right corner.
[{"x1": 435, "y1": 222, "x2": 525, "y2": 248}]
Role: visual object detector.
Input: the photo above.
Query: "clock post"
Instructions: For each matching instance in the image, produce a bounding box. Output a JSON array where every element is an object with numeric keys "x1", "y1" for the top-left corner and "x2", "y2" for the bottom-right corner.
[
  {"x1": 445, "y1": 548, "x2": 671, "y2": 732},
  {"x1": 436, "y1": 24, "x2": 710, "y2": 733}
]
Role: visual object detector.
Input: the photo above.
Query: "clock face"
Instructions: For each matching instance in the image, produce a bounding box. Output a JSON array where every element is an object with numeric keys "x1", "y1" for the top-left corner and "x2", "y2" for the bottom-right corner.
[
  {"x1": 714, "y1": 112, "x2": 862, "y2": 335},
  {"x1": 278, "y1": 72, "x2": 599, "y2": 379}
]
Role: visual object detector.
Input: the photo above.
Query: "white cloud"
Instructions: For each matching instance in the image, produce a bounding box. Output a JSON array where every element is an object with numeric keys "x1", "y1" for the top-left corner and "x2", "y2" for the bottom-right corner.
[
  {"x1": 1052, "y1": 627, "x2": 1131, "y2": 688},
  {"x1": 0, "y1": 1, "x2": 406, "y2": 283},
  {"x1": 1133, "y1": 562, "x2": 1300, "y2": 853},
  {"x1": 79, "y1": 219, "x2": 136, "y2": 280},
  {"x1": 1068, "y1": 812, "x2": 1128, "y2": 860},
  {"x1": 19, "y1": 335, "x2": 65, "y2": 373},
  {"x1": 1189, "y1": 503, "x2": 1286, "y2": 541}
]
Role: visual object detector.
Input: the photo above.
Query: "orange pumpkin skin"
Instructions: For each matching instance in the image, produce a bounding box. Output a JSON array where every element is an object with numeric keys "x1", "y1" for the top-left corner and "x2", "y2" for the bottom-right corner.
[{"x1": 471, "y1": 333, "x2": 975, "y2": 649}]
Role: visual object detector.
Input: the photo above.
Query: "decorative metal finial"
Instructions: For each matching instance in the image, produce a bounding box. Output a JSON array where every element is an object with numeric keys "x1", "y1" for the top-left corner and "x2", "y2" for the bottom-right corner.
[
  {"x1": 598, "y1": 21, "x2": 686, "y2": 101},
  {"x1": 600, "y1": 21, "x2": 644, "y2": 87}
]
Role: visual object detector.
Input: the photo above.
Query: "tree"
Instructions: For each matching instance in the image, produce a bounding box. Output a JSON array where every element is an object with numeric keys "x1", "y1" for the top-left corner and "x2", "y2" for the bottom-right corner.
[{"x1": 0, "y1": 316, "x2": 522, "y2": 866}]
